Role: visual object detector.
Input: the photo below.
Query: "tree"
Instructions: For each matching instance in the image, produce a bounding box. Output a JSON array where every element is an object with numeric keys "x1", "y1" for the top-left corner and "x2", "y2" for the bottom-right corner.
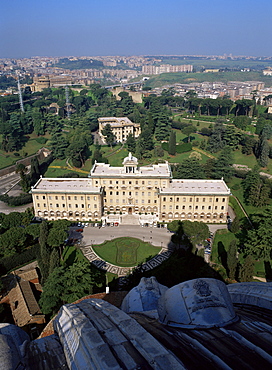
[
  {"x1": 182, "y1": 125, "x2": 196, "y2": 143},
  {"x1": 239, "y1": 255, "x2": 255, "y2": 282},
  {"x1": 30, "y1": 156, "x2": 40, "y2": 184},
  {"x1": 66, "y1": 128, "x2": 92, "y2": 167},
  {"x1": 39, "y1": 221, "x2": 51, "y2": 283},
  {"x1": 231, "y1": 217, "x2": 240, "y2": 234},
  {"x1": 243, "y1": 208, "x2": 272, "y2": 261},
  {"x1": 212, "y1": 147, "x2": 233, "y2": 181},
  {"x1": 256, "y1": 135, "x2": 270, "y2": 167},
  {"x1": 168, "y1": 130, "x2": 176, "y2": 155},
  {"x1": 15, "y1": 163, "x2": 30, "y2": 192},
  {"x1": 182, "y1": 220, "x2": 209, "y2": 250},
  {"x1": 241, "y1": 136, "x2": 257, "y2": 155},
  {"x1": 0, "y1": 227, "x2": 27, "y2": 257},
  {"x1": 101, "y1": 124, "x2": 116, "y2": 148},
  {"x1": 235, "y1": 99, "x2": 253, "y2": 116},
  {"x1": 49, "y1": 248, "x2": 60, "y2": 275},
  {"x1": 176, "y1": 158, "x2": 205, "y2": 179},
  {"x1": 154, "y1": 113, "x2": 170, "y2": 141},
  {"x1": 50, "y1": 131, "x2": 69, "y2": 160},
  {"x1": 227, "y1": 240, "x2": 238, "y2": 280},
  {"x1": 233, "y1": 116, "x2": 251, "y2": 130},
  {"x1": 126, "y1": 133, "x2": 136, "y2": 154},
  {"x1": 39, "y1": 261, "x2": 96, "y2": 315},
  {"x1": 39, "y1": 266, "x2": 66, "y2": 315},
  {"x1": 242, "y1": 168, "x2": 270, "y2": 207}
]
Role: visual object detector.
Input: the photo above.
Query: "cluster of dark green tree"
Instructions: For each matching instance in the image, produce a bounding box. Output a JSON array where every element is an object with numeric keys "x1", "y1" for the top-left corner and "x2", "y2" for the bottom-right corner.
[
  {"x1": 0, "y1": 209, "x2": 37, "y2": 258},
  {"x1": 218, "y1": 237, "x2": 255, "y2": 283},
  {"x1": 167, "y1": 219, "x2": 210, "y2": 253},
  {"x1": 37, "y1": 219, "x2": 105, "y2": 316},
  {"x1": 221, "y1": 206, "x2": 272, "y2": 282},
  {"x1": 172, "y1": 146, "x2": 234, "y2": 182}
]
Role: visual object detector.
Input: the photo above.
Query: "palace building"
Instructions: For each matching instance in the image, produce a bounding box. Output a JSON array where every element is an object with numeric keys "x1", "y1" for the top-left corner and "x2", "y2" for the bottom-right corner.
[
  {"x1": 98, "y1": 117, "x2": 141, "y2": 143},
  {"x1": 30, "y1": 154, "x2": 231, "y2": 224}
]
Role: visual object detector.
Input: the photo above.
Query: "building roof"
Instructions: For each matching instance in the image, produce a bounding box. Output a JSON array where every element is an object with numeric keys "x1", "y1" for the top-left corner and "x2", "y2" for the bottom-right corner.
[
  {"x1": 31, "y1": 178, "x2": 102, "y2": 194},
  {"x1": 98, "y1": 117, "x2": 138, "y2": 127},
  {"x1": 90, "y1": 161, "x2": 171, "y2": 178},
  {"x1": 8, "y1": 276, "x2": 45, "y2": 328},
  {"x1": 161, "y1": 179, "x2": 231, "y2": 195},
  {"x1": 1, "y1": 278, "x2": 272, "y2": 369}
]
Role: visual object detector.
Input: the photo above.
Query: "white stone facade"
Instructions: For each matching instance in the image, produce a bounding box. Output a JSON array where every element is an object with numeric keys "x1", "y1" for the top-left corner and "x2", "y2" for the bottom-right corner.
[{"x1": 31, "y1": 154, "x2": 230, "y2": 223}]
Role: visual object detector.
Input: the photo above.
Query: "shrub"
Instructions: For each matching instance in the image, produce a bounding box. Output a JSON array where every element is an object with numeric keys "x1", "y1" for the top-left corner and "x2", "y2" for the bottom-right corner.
[{"x1": 14, "y1": 153, "x2": 20, "y2": 157}]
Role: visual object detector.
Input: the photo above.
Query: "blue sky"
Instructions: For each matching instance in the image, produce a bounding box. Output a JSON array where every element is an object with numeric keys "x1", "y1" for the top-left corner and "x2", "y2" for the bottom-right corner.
[{"x1": 1, "y1": 0, "x2": 271, "y2": 58}]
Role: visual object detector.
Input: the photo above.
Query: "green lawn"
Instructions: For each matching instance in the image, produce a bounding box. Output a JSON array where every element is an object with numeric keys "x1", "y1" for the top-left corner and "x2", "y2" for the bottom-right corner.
[
  {"x1": 211, "y1": 229, "x2": 238, "y2": 265},
  {"x1": 0, "y1": 133, "x2": 51, "y2": 170},
  {"x1": 92, "y1": 237, "x2": 161, "y2": 267},
  {"x1": 232, "y1": 150, "x2": 258, "y2": 168}
]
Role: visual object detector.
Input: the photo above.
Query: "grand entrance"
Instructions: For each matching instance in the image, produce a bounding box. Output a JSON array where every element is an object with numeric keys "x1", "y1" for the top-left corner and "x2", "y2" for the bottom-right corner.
[{"x1": 128, "y1": 207, "x2": 133, "y2": 214}]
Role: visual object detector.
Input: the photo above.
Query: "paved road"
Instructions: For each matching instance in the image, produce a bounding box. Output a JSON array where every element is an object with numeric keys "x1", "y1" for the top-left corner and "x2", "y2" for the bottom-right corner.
[
  {"x1": 81, "y1": 223, "x2": 228, "y2": 248},
  {"x1": 81, "y1": 225, "x2": 173, "y2": 248},
  {"x1": 0, "y1": 200, "x2": 33, "y2": 214},
  {"x1": 0, "y1": 172, "x2": 21, "y2": 195}
]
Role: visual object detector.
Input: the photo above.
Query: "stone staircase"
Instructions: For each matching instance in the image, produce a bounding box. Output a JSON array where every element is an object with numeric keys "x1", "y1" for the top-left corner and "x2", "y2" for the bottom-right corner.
[{"x1": 121, "y1": 213, "x2": 140, "y2": 225}]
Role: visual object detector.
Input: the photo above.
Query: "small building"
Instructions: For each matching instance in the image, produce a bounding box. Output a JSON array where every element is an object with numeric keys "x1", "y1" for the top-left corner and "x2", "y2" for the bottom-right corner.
[
  {"x1": 98, "y1": 117, "x2": 141, "y2": 143},
  {"x1": 0, "y1": 266, "x2": 45, "y2": 339}
]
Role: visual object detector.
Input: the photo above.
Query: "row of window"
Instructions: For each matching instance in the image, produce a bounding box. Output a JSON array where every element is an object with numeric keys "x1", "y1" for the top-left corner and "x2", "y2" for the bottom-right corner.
[
  {"x1": 96, "y1": 180, "x2": 165, "y2": 186},
  {"x1": 37, "y1": 203, "x2": 97, "y2": 209},
  {"x1": 163, "y1": 205, "x2": 225, "y2": 210},
  {"x1": 162, "y1": 197, "x2": 225, "y2": 203},
  {"x1": 107, "y1": 191, "x2": 157, "y2": 197},
  {"x1": 106, "y1": 199, "x2": 156, "y2": 204},
  {"x1": 36, "y1": 195, "x2": 97, "y2": 201}
]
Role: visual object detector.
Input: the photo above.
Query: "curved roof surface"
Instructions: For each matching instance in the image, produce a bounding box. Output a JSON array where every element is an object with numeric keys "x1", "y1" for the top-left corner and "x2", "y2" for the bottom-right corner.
[{"x1": 1, "y1": 279, "x2": 272, "y2": 369}]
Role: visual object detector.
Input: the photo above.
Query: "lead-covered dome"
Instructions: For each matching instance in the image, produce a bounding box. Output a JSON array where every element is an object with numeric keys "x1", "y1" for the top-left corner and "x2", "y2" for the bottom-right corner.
[{"x1": 158, "y1": 278, "x2": 238, "y2": 329}]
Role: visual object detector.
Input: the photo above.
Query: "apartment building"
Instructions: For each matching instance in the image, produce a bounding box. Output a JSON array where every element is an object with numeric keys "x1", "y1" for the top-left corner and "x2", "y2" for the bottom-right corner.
[{"x1": 31, "y1": 154, "x2": 230, "y2": 224}]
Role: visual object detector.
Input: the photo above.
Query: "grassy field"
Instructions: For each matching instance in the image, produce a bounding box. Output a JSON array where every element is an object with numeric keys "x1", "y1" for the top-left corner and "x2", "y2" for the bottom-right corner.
[
  {"x1": 211, "y1": 229, "x2": 237, "y2": 264},
  {"x1": 93, "y1": 237, "x2": 161, "y2": 267},
  {"x1": 232, "y1": 150, "x2": 258, "y2": 168},
  {"x1": 0, "y1": 135, "x2": 51, "y2": 170}
]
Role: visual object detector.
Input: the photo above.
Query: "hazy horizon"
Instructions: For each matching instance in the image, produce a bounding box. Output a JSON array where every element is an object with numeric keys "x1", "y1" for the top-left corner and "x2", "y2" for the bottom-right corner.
[{"x1": 1, "y1": 0, "x2": 271, "y2": 59}]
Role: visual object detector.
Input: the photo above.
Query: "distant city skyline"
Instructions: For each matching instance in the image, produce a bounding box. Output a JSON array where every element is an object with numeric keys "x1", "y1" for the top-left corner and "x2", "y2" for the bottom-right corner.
[{"x1": 1, "y1": 0, "x2": 272, "y2": 58}]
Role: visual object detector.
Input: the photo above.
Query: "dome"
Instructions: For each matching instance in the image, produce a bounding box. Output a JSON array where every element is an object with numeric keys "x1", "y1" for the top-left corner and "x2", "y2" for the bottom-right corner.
[
  {"x1": 122, "y1": 152, "x2": 138, "y2": 165},
  {"x1": 121, "y1": 277, "x2": 168, "y2": 314},
  {"x1": 158, "y1": 278, "x2": 238, "y2": 329}
]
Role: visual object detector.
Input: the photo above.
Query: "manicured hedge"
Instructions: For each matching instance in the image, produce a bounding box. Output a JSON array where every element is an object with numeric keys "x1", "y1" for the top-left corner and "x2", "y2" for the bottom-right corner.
[{"x1": 0, "y1": 244, "x2": 40, "y2": 275}]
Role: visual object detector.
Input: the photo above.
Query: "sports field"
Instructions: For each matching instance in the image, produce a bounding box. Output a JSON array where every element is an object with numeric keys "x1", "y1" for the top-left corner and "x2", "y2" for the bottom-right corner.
[{"x1": 92, "y1": 237, "x2": 161, "y2": 267}]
